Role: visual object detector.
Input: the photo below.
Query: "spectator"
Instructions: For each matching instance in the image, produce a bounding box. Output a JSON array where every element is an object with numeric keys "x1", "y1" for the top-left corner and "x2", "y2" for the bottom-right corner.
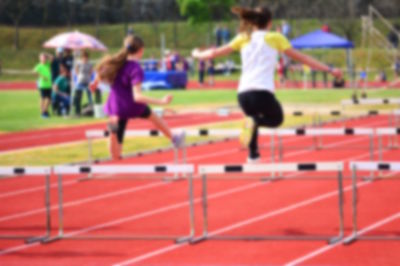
[
  {"x1": 215, "y1": 25, "x2": 223, "y2": 46},
  {"x1": 207, "y1": 59, "x2": 215, "y2": 86},
  {"x1": 52, "y1": 64, "x2": 71, "y2": 116},
  {"x1": 198, "y1": 59, "x2": 206, "y2": 86},
  {"x1": 321, "y1": 24, "x2": 331, "y2": 32},
  {"x1": 358, "y1": 68, "x2": 367, "y2": 87},
  {"x1": 394, "y1": 57, "x2": 400, "y2": 78},
  {"x1": 33, "y1": 53, "x2": 52, "y2": 118},
  {"x1": 281, "y1": 20, "x2": 291, "y2": 37},
  {"x1": 221, "y1": 26, "x2": 231, "y2": 44},
  {"x1": 74, "y1": 51, "x2": 93, "y2": 116},
  {"x1": 376, "y1": 69, "x2": 387, "y2": 83},
  {"x1": 333, "y1": 76, "x2": 345, "y2": 88},
  {"x1": 51, "y1": 47, "x2": 64, "y2": 83},
  {"x1": 62, "y1": 49, "x2": 74, "y2": 78}
]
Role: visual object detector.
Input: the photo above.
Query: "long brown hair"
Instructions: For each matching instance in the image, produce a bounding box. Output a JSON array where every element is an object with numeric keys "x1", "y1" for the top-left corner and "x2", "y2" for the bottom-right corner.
[
  {"x1": 96, "y1": 35, "x2": 144, "y2": 83},
  {"x1": 232, "y1": 6, "x2": 272, "y2": 33}
]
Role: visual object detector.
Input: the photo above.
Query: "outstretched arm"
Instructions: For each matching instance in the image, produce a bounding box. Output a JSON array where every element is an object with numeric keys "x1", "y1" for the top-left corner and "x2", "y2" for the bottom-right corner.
[
  {"x1": 284, "y1": 48, "x2": 342, "y2": 78},
  {"x1": 133, "y1": 84, "x2": 172, "y2": 106},
  {"x1": 192, "y1": 45, "x2": 234, "y2": 60}
]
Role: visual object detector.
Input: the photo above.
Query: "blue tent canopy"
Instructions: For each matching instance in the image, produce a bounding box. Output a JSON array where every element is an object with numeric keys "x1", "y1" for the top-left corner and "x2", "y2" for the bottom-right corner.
[{"x1": 291, "y1": 30, "x2": 354, "y2": 49}]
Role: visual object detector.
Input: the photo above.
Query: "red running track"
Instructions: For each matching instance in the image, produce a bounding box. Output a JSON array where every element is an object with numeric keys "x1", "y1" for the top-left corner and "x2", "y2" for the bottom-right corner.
[
  {"x1": 0, "y1": 115, "x2": 399, "y2": 266},
  {"x1": 0, "y1": 113, "x2": 243, "y2": 152},
  {"x1": 0, "y1": 80, "x2": 392, "y2": 91}
]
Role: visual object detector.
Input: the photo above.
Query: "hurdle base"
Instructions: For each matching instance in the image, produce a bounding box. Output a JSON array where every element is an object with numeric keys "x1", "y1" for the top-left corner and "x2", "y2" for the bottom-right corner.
[
  {"x1": 41, "y1": 236, "x2": 63, "y2": 244},
  {"x1": 190, "y1": 235, "x2": 208, "y2": 244},
  {"x1": 25, "y1": 235, "x2": 50, "y2": 244},
  {"x1": 42, "y1": 235, "x2": 191, "y2": 243},
  {"x1": 344, "y1": 234, "x2": 400, "y2": 245},
  {"x1": 191, "y1": 234, "x2": 342, "y2": 244}
]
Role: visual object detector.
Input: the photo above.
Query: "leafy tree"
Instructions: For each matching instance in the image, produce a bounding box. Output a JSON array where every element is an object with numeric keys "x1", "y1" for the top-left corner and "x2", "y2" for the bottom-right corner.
[
  {"x1": 176, "y1": 0, "x2": 235, "y2": 24},
  {"x1": 3, "y1": 0, "x2": 30, "y2": 50}
]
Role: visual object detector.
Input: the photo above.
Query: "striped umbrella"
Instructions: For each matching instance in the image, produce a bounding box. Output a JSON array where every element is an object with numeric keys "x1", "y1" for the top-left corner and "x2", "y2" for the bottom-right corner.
[{"x1": 43, "y1": 30, "x2": 107, "y2": 51}]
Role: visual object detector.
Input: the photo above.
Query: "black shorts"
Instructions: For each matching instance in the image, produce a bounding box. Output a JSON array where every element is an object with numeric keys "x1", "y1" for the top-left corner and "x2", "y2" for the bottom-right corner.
[
  {"x1": 140, "y1": 105, "x2": 152, "y2": 119},
  {"x1": 238, "y1": 90, "x2": 284, "y2": 128},
  {"x1": 40, "y1": 89, "x2": 52, "y2": 100},
  {"x1": 114, "y1": 106, "x2": 152, "y2": 144}
]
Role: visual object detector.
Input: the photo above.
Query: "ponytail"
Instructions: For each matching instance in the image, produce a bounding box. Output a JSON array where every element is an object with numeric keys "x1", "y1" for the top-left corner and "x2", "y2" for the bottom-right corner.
[{"x1": 96, "y1": 35, "x2": 144, "y2": 83}]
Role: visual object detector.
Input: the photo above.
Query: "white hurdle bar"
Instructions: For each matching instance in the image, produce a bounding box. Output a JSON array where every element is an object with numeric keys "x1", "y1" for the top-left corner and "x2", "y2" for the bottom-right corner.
[
  {"x1": 275, "y1": 128, "x2": 375, "y2": 163},
  {"x1": 0, "y1": 167, "x2": 52, "y2": 243},
  {"x1": 192, "y1": 162, "x2": 345, "y2": 244},
  {"x1": 44, "y1": 164, "x2": 195, "y2": 243},
  {"x1": 345, "y1": 162, "x2": 400, "y2": 245},
  {"x1": 376, "y1": 128, "x2": 400, "y2": 160},
  {"x1": 85, "y1": 129, "x2": 183, "y2": 167}
]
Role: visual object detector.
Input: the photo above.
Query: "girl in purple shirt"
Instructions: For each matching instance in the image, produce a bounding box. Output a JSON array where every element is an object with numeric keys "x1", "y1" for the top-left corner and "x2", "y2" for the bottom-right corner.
[{"x1": 91, "y1": 35, "x2": 185, "y2": 160}]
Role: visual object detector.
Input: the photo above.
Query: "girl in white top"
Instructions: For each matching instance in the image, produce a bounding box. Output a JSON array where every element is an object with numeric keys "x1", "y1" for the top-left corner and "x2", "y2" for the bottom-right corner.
[{"x1": 192, "y1": 6, "x2": 342, "y2": 162}]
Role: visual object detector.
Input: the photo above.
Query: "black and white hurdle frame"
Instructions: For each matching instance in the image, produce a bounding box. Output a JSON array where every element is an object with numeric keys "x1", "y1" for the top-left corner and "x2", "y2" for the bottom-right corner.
[
  {"x1": 0, "y1": 167, "x2": 52, "y2": 243},
  {"x1": 192, "y1": 162, "x2": 345, "y2": 244},
  {"x1": 345, "y1": 162, "x2": 400, "y2": 244},
  {"x1": 85, "y1": 130, "x2": 189, "y2": 180},
  {"x1": 43, "y1": 164, "x2": 195, "y2": 243},
  {"x1": 274, "y1": 128, "x2": 375, "y2": 163},
  {"x1": 377, "y1": 128, "x2": 400, "y2": 160}
]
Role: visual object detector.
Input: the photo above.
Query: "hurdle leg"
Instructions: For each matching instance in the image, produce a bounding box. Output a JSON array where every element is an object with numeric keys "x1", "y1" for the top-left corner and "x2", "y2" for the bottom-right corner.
[
  {"x1": 191, "y1": 174, "x2": 209, "y2": 244},
  {"x1": 368, "y1": 134, "x2": 375, "y2": 179},
  {"x1": 42, "y1": 173, "x2": 64, "y2": 244},
  {"x1": 344, "y1": 167, "x2": 359, "y2": 245},
  {"x1": 26, "y1": 173, "x2": 52, "y2": 244},
  {"x1": 329, "y1": 170, "x2": 345, "y2": 244},
  {"x1": 176, "y1": 173, "x2": 195, "y2": 243}
]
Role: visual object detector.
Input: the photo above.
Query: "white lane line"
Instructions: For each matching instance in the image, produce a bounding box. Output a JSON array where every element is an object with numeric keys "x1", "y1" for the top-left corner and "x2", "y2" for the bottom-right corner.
[
  {"x1": 285, "y1": 178, "x2": 400, "y2": 266},
  {"x1": 111, "y1": 148, "x2": 384, "y2": 266},
  {"x1": 0, "y1": 119, "x2": 388, "y2": 259},
  {"x1": 0, "y1": 117, "x2": 384, "y2": 199},
  {"x1": 0, "y1": 126, "x2": 376, "y2": 223}
]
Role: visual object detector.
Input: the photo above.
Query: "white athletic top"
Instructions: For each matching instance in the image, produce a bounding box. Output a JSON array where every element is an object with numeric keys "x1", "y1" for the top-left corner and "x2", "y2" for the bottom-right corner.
[{"x1": 229, "y1": 30, "x2": 292, "y2": 94}]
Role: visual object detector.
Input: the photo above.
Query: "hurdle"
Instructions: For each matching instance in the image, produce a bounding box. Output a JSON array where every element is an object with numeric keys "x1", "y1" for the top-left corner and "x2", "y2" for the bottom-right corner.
[
  {"x1": 85, "y1": 129, "x2": 183, "y2": 165},
  {"x1": 376, "y1": 128, "x2": 400, "y2": 160},
  {"x1": 275, "y1": 128, "x2": 375, "y2": 163},
  {"x1": 341, "y1": 98, "x2": 400, "y2": 107},
  {"x1": 43, "y1": 164, "x2": 195, "y2": 243},
  {"x1": 193, "y1": 162, "x2": 345, "y2": 244},
  {"x1": 344, "y1": 162, "x2": 400, "y2": 245},
  {"x1": 0, "y1": 167, "x2": 52, "y2": 243}
]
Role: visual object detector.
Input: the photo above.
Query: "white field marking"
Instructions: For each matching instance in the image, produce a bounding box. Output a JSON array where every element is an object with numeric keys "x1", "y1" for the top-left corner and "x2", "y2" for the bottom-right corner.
[
  {"x1": 0, "y1": 117, "x2": 385, "y2": 198},
  {"x1": 0, "y1": 137, "x2": 393, "y2": 259},
  {"x1": 285, "y1": 172, "x2": 400, "y2": 266},
  {"x1": 0, "y1": 123, "x2": 378, "y2": 223},
  {"x1": 111, "y1": 145, "x2": 396, "y2": 266}
]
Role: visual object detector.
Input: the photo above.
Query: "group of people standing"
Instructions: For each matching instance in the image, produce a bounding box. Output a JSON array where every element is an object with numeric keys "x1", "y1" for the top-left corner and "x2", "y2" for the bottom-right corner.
[{"x1": 33, "y1": 48, "x2": 94, "y2": 118}]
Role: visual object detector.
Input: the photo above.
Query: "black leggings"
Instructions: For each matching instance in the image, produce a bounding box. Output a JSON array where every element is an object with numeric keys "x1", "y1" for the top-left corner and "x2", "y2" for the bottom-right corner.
[
  {"x1": 109, "y1": 106, "x2": 152, "y2": 144},
  {"x1": 238, "y1": 90, "x2": 284, "y2": 158}
]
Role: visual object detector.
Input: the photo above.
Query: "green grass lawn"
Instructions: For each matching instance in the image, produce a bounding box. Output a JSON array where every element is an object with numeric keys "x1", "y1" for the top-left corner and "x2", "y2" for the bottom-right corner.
[{"x1": 0, "y1": 89, "x2": 399, "y2": 132}]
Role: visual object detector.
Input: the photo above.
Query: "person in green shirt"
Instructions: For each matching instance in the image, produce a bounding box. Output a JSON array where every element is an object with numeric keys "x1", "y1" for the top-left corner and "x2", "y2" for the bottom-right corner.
[
  {"x1": 33, "y1": 53, "x2": 52, "y2": 118},
  {"x1": 52, "y1": 64, "x2": 71, "y2": 116}
]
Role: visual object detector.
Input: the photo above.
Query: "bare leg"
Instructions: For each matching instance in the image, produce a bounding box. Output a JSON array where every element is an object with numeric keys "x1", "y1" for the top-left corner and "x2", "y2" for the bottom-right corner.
[
  {"x1": 148, "y1": 112, "x2": 173, "y2": 140},
  {"x1": 108, "y1": 116, "x2": 122, "y2": 160},
  {"x1": 43, "y1": 98, "x2": 50, "y2": 114}
]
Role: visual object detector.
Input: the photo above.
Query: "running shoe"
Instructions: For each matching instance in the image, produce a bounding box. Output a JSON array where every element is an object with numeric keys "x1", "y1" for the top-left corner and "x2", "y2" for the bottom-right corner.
[
  {"x1": 172, "y1": 131, "x2": 186, "y2": 149},
  {"x1": 239, "y1": 118, "x2": 254, "y2": 148},
  {"x1": 247, "y1": 155, "x2": 261, "y2": 164}
]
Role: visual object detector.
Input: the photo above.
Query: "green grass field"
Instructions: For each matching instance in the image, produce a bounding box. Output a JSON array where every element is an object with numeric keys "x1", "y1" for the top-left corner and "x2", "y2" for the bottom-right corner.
[{"x1": 0, "y1": 89, "x2": 399, "y2": 132}]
